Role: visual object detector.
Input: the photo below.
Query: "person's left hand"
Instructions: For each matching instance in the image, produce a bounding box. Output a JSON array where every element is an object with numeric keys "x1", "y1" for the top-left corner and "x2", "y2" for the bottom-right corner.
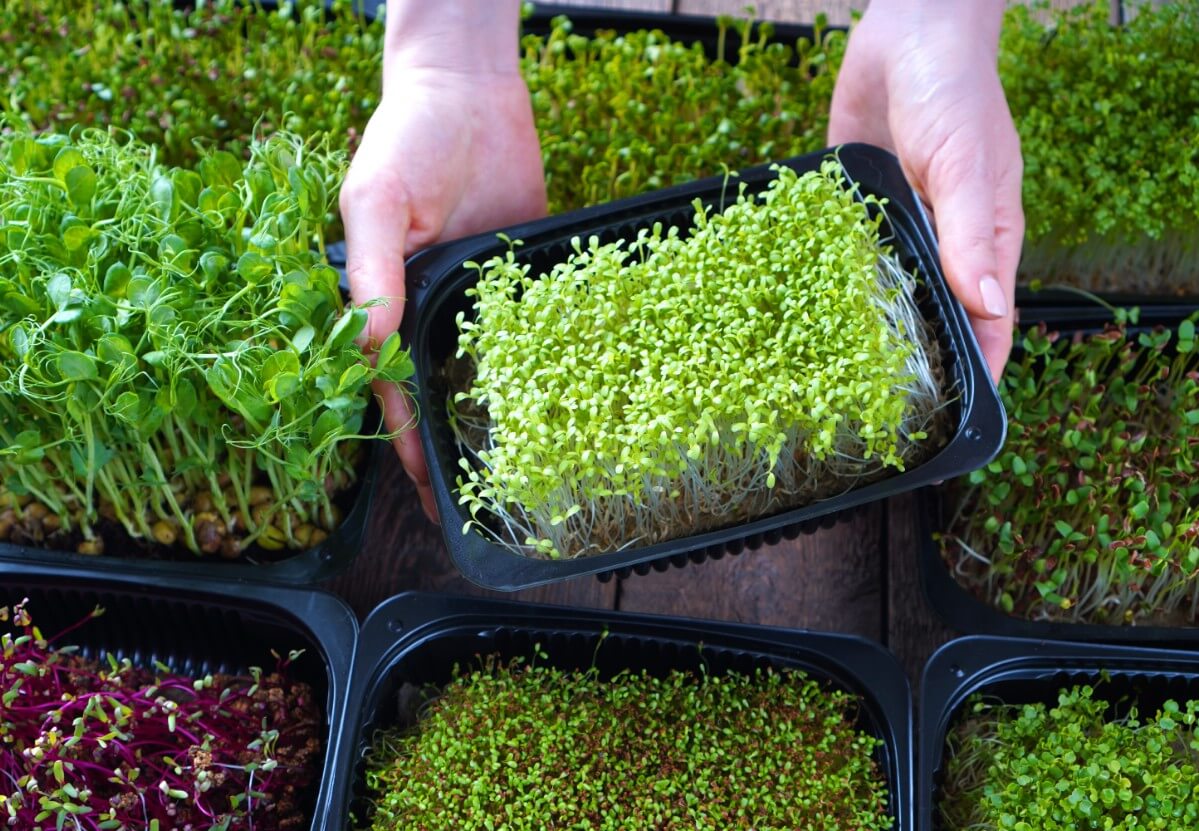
[{"x1": 828, "y1": 0, "x2": 1023, "y2": 384}]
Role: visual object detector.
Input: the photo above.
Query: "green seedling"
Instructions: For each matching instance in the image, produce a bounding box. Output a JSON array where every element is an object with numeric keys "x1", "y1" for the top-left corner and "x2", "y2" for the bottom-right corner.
[
  {"x1": 942, "y1": 314, "x2": 1199, "y2": 625},
  {"x1": 363, "y1": 657, "x2": 892, "y2": 830},
  {"x1": 453, "y1": 160, "x2": 948, "y2": 559}
]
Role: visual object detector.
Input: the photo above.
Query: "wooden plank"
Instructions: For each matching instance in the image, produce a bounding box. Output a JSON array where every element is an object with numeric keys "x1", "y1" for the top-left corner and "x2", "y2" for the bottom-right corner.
[
  {"x1": 615, "y1": 504, "x2": 885, "y2": 639},
  {"x1": 884, "y1": 491, "x2": 957, "y2": 693},
  {"x1": 324, "y1": 453, "x2": 618, "y2": 619},
  {"x1": 676, "y1": 0, "x2": 1102, "y2": 27},
  {"x1": 676, "y1": 0, "x2": 857, "y2": 26},
  {"x1": 548, "y1": 0, "x2": 673, "y2": 11}
]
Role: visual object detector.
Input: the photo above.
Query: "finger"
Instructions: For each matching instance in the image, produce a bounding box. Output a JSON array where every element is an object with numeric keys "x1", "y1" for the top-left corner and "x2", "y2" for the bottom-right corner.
[
  {"x1": 375, "y1": 379, "x2": 440, "y2": 525},
  {"x1": 993, "y1": 151, "x2": 1025, "y2": 305},
  {"x1": 970, "y1": 313, "x2": 1015, "y2": 386},
  {"x1": 340, "y1": 144, "x2": 412, "y2": 352},
  {"x1": 925, "y1": 150, "x2": 1008, "y2": 323}
]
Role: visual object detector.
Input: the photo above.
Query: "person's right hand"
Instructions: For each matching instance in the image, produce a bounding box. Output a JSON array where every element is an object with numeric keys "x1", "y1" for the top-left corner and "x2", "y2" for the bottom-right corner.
[{"x1": 340, "y1": 2, "x2": 546, "y2": 523}]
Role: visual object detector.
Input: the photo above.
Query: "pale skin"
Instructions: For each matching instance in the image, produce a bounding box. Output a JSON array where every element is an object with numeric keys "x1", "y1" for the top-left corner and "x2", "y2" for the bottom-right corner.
[{"x1": 344, "y1": 0, "x2": 1023, "y2": 524}]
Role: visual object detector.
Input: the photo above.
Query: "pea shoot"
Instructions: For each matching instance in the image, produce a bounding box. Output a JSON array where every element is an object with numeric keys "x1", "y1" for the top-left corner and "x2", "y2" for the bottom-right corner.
[{"x1": 0, "y1": 125, "x2": 412, "y2": 559}]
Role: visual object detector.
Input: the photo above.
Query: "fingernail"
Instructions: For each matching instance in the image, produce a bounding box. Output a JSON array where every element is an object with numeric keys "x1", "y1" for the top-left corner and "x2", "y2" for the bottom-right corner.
[{"x1": 979, "y1": 276, "x2": 1008, "y2": 318}]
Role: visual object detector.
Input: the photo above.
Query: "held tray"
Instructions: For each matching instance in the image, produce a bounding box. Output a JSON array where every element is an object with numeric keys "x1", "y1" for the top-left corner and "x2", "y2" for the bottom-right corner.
[
  {"x1": 919, "y1": 307, "x2": 1199, "y2": 644},
  {"x1": 401, "y1": 143, "x2": 1006, "y2": 591},
  {"x1": 0, "y1": 561, "x2": 359, "y2": 831},
  {"x1": 338, "y1": 591, "x2": 914, "y2": 831},
  {"x1": 921, "y1": 636, "x2": 1199, "y2": 831}
]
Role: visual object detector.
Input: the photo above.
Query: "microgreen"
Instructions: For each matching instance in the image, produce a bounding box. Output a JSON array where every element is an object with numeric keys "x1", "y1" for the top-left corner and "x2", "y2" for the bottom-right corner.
[
  {"x1": 1001, "y1": 0, "x2": 1199, "y2": 293},
  {"x1": 2, "y1": 0, "x2": 385, "y2": 206},
  {"x1": 451, "y1": 161, "x2": 948, "y2": 559},
  {"x1": 4, "y1": 2, "x2": 843, "y2": 230},
  {"x1": 363, "y1": 657, "x2": 891, "y2": 830},
  {"x1": 0, "y1": 124, "x2": 412, "y2": 559},
  {"x1": 941, "y1": 314, "x2": 1199, "y2": 625},
  {"x1": 942, "y1": 684, "x2": 1199, "y2": 829},
  {"x1": 0, "y1": 599, "x2": 321, "y2": 830},
  {"x1": 524, "y1": 13, "x2": 845, "y2": 214}
]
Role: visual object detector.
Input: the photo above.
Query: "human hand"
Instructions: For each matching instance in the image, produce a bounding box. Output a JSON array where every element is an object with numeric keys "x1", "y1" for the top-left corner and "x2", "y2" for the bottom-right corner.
[
  {"x1": 340, "y1": 2, "x2": 546, "y2": 523},
  {"x1": 828, "y1": 0, "x2": 1023, "y2": 384}
]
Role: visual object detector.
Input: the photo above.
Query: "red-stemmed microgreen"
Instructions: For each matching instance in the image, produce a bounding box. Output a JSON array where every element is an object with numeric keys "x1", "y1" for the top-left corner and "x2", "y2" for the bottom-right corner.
[
  {"x1": 0, "y1": 599, "x2": 322, "y2": 830},
  {"x1": 941, "y1": 312, "x2": 1199, "y2": 625}
]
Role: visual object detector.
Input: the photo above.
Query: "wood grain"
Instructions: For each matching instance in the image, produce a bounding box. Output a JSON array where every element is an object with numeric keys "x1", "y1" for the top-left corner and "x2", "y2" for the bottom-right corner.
[
  {"x1": 324, "y1": 453, "x2": 617, "y2": 619},
  {"x1": 884, "y1": 491, "x2": 957, "y2": 693},
  {"x1": 676, "y1": 0, "x2": 859, "y2": 26},
  {"x1": 616, "y1": 504, "x2": 885, "y2": 639},
  {"x1": 548, "y1": 0, "x2": 673, "y2": 11}
]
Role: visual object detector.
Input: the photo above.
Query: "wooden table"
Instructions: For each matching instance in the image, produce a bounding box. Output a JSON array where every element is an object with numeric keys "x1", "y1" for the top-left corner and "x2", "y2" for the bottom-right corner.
[{"x1": 331, "y1": 0, "x2": 973, "y2": 692}]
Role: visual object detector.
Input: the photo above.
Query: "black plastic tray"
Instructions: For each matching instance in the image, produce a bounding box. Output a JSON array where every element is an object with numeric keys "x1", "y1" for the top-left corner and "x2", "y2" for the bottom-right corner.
[
  {"x1": 339, "y1": 592, "x2": 914, "y2": 831},
  {"x1": 401, "y1": 143, "x2": 1006, "y2": 590},
  {"x1": 0, "y1": 437, "x2": 380, "y2": 586},
  {"x1": 919, "y1": 307, "x2": 1199, "y2": 644},
  {"x1": 522, "y1": 3, "x2": 831, "y2": 50},
  {"x1": 920, "y1": 636, "x2": 1199, "y2": 831},
  {"x1": 1016, "y1": 285, "x2": 1199, "y2": 324},
  {"x1": 0, "y1": 561, "x2": 359, "y2": 831}
]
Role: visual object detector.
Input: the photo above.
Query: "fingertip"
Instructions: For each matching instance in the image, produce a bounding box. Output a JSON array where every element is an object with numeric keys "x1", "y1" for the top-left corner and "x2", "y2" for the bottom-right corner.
[
  {"x1": 978, "y1": 275, "x2": 1009, "y2": 320},
  {"x1": 970, "y1": 315, "x2": 1015, "y2": 386}
]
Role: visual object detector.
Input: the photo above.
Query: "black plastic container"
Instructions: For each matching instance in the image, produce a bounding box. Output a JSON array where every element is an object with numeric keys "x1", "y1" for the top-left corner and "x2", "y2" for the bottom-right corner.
[
  {"x1": 340, "y1": 592, "x2": 914, "y2": 831},
  {"x1": 919, "y1": 307, "x2": 1199, "y2": 644},
  {"x1": 921, "y1": 636, "x2": 1199, "y2": 831},
  {"x1": 523, "y1": 3, "x2": 832, "y2": 49},
  {"x1": 402, "y1": 143, "x2": 1006, "y2": 590},
  {"x1": 1016, "y1": 286, "x2": 1199, "y2": 326},
  {"x1": 0, "y1": 561, "x2": 358, "y2": 831},
  {"x1": 0, "y1": 437, "x2": 380, "y2": 585}
]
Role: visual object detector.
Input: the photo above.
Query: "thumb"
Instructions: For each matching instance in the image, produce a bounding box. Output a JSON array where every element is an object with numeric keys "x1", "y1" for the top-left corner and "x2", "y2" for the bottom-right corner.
[
  {"x1": 923, "y1": 152, "x2": 1010, "y2": 323},
  {"x1": 340, "y1": 162, "x2": 438, "y2": 523},
  {"x1": 340, "y1": 170, "x2": 411, "y2": 351}
]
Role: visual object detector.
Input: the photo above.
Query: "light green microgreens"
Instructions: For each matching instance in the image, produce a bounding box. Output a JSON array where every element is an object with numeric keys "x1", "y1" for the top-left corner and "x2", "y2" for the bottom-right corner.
[
  {"x1": 364, "y1": 659, "x2": 892, "y2": 831},
  {"x1": 1002, "y1": 0, "x2": 1199, "y2": 293},
  {"x1": 942, "y1": 314, "x2": 1199, "y2": 625},
  {"x1": 942, "y1": 685, "x2": 1199, "y2": 830},
  {"x1": 453, "y1": 160, "x2": 947, "y2": 559},
  {"x1": 0, "y1": 124, "x2": 412, "y2": 557}
]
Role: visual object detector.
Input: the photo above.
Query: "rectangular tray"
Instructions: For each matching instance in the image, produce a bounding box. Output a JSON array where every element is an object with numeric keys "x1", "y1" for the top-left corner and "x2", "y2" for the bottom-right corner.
[
  {"x1": 919, "y1": 307, "x2": 1199, "y2": 644},
  {"x1": 920, "y1": 636, "x2": 1199, "y2": 831},
  {"x1": 339, "y1": 592, "x2": 914, "y2": 831},
  {"x1": 0, "y1": 561, "x2": 359, "y2": 831},
  {"x1": 401, "y1": 143, "x2": 1006, "y2": 590}
]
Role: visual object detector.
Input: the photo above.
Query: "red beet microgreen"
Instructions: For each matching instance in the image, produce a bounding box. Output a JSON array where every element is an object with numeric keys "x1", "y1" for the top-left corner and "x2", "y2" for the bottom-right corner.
[{"x1": 0, "y1": 600, "x2": 321, "y2": 830}]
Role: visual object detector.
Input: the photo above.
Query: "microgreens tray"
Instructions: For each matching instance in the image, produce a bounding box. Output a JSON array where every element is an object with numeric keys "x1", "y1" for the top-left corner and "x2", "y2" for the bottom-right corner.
[
  {"x1": 0, "y1": 560, "x2": 358, "y2": 831},
  {"x1": 921, "y1": 636, "x2": 1199, "y2": 831},
  {"x1": 920, "y1": 308, "x2": 1199, "y2": 643},
  {"x1": 402, "y1": 143, "x2": 1005, "y2": 590},
  {"x1": 340, "y1": 592, "x2": 914, "y2": 831}
]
